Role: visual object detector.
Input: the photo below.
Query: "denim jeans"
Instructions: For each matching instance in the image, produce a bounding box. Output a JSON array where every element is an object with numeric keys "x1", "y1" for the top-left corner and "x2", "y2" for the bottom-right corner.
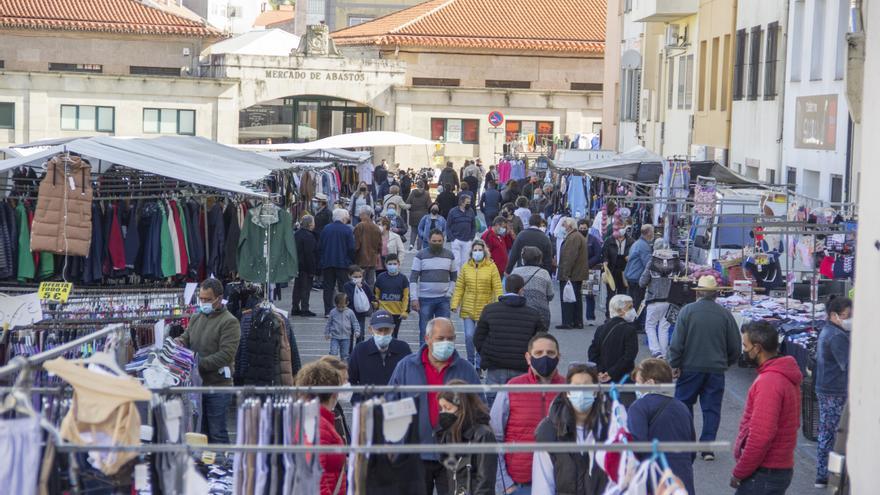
[
  {"x1": 463, "y1": 318, "x2": 480, "y2": 368},
  {"x1": 585, "y1": 294, "x2": 596, "y2": 321},
  {"x1": 735, "y1": 468, "x2": 793, "y2": 495},
  {"x1": 485, "y1": 368, "x2": 522, "y2": 408},
  {"x1": 202, "y1": 393, "x2": 232, "y2": 444},
  {"x1": 418, "y1": 296, "x2": 451, "y2": 346},
  {"x1": 330, "y1": 338, "x2": 351, "y2": 361},
  {"x1": 674, "y1": 371, "x2": 725, "y2": 442}
]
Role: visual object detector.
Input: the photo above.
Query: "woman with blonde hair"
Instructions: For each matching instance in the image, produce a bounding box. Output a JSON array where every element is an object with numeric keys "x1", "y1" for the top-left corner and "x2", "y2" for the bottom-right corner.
[{"x1": 451, "y1": 239, "x2": 502, "y2": 369}]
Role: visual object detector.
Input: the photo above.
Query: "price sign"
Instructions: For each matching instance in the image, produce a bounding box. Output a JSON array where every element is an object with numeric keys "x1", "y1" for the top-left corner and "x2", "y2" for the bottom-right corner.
[{"x1": 38, "y1": 282, "x2": 73, "y2": 303}]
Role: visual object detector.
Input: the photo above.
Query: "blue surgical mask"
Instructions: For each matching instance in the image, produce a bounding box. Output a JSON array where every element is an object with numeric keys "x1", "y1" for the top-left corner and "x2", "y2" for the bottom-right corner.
[
  {"x1": 431, "y1": 341, "x2": 455, "y2": 361},
  {"x1": 198, "y1": 302, "x2": 215, "y2": 315},
  {"x1": 472, "y1": 251, "x2": 485, "y2": 262},
  {"x1": 387, "y1": 264, "x2": 400, "y2": 274},
  {"x1": 498, "y1": 227, "x2": 507, "y2": 235},
  {"x1": 373, "y1": 334, "x2": 392, "y2": 349},
  {"x1": 387, "y1": 209, "x2": 397, "y2": 217},
  {"x1": 567, "y1": 391, "x2": 596, "y2": 413}
]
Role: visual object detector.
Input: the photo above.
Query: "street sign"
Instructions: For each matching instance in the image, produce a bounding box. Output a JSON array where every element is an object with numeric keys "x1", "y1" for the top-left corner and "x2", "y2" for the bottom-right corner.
[
  {"x1": 488, "y1": 110, "x2": 504, "y2": 127},
  {"x1": 488, "y1": 127, "x2": 504, "y2": 133}
]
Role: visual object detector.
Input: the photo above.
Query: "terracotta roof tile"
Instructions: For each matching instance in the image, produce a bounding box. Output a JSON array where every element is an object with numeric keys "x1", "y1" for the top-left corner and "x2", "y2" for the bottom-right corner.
[
  {"x1": 332, "y1": 0, "x2": 605, "y2": 54},
  {"x1": 0, "y1": 0, "x2": 220, "y2": 37}
]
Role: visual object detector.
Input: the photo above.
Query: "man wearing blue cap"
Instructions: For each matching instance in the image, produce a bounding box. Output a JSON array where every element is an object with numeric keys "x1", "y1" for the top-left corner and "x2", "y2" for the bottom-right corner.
[{"x1": 348, "y1": 310, "x2": 413, "y2": 403}]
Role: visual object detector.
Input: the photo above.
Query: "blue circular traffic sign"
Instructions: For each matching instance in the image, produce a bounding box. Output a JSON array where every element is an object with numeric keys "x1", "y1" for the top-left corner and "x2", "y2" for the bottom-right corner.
[{"x1": 488, "y1": 111, "x2": 504, "y2": 127}]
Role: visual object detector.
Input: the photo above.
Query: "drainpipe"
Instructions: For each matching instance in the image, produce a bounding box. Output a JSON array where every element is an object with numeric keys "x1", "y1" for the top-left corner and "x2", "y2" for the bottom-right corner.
[{"x1": 775, "y1": 0, "x2": 790, "y2": 187}]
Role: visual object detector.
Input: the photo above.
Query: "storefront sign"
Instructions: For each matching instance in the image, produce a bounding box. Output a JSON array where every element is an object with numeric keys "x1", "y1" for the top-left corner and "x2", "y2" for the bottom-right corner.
[
  {"x1": 446, "y1": 119, "x2": 462, "y2": 143},
  {"x1": 488, "y1": 110, "x2": 504, "y2": 127},
  {"x1": 264, "y1": 69, "x2": 367, "y2": 82},
  {"x1": 38, "y1": 282, "x2": 73, "y2": 303}
]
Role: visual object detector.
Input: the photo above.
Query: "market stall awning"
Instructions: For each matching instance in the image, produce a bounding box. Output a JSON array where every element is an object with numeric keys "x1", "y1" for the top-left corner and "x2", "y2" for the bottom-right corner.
[
  {"x1": 259, "y1": 148, "x2": 372, "y2": 164},
  {"x1": 238, "y1": 131, "x2": 435, "y2": 151},
  {"x1": 552, "y1": 146, "x2": 662, "y2": 173},
  {"x1": 0, "y1": 136, "x2": 278, "y2": 195}
]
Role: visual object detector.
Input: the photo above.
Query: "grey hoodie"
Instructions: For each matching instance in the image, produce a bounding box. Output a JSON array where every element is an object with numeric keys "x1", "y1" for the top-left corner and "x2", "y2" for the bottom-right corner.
[{"x1": 639, "y1": 250, "x2": 684, "y2": 303}]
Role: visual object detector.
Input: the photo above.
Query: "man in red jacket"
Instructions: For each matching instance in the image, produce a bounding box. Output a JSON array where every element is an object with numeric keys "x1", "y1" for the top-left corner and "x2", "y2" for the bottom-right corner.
[
  {"x1": 730, "y1": 320, "x2": 803, "y2": 494},
  {"x1": 481, "y1": 216, "x2": 514, "y2": 276},
  {"x1": 490, "y1": 333, "x2": 565, "y2": 495}
]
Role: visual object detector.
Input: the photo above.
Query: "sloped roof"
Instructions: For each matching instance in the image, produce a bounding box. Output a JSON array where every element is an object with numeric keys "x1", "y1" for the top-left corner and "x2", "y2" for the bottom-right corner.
[
  {"x1": 332, "y1": 0, "x2": 605, "y2": 54},
  {"x1": 0, "y1": 0, "x2": 219, "y2": 37},
  {"x1": 253, "y1": 6, "x2": 295, "y2": 28}
]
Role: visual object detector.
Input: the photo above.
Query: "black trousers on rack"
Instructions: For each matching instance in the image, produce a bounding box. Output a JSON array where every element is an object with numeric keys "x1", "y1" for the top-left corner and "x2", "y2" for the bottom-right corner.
[
  {"x1": 323, "y1": 267, "x2": 349, "y2": 316},
  {"x1": 291, "y1": 273, "x2": 314, "y2": 314}
]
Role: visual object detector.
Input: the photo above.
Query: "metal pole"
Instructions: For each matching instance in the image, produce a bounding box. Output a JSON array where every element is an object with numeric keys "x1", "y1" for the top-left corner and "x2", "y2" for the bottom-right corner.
[{"x1": 0, "y1": 324, "x2": 124, "y2": 379}]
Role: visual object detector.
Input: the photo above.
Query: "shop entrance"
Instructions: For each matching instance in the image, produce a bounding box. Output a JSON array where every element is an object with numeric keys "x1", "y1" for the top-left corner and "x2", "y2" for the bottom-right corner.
[{"x1": 238, "y1": 95, "x2": 376, "y2": 144}]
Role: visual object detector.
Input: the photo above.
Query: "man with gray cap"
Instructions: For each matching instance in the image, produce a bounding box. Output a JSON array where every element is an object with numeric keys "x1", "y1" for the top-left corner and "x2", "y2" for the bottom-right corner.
[{"x1": 348, "y1": 310, "x2": 412, "y2": 403}]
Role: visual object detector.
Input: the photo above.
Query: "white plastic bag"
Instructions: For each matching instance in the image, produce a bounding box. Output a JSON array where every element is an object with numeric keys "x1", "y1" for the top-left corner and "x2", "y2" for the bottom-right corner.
[
  {"x1": 563, "y1": 281, "x2": 577, "y2": 303},
  {"x1": 353, "y1": 286, "x2": 370, "y2": 313}
]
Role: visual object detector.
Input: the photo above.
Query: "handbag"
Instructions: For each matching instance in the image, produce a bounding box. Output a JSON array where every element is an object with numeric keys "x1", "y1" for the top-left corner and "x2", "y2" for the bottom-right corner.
[
  {"x1": 563, "y1": 281, "x2": 577, "y2": 303},
  {"x1": 602, "y1": 264, "x2": 616, "y2": 291}
]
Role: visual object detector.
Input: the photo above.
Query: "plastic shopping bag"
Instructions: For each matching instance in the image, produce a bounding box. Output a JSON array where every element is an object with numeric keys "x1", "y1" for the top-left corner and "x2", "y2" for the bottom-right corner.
[
  {"x1": 563, "y1": 281, "x2": 577, "y2": 303},
  {"x1": 353, "y1": 286, "x2": 370, "y2": 313}
]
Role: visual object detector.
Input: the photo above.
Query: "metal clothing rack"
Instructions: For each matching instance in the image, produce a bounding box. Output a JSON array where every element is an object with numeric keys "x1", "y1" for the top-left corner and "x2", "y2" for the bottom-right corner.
[{"x1": 0, "y1": 323, "x2": 125, "y2": 379}]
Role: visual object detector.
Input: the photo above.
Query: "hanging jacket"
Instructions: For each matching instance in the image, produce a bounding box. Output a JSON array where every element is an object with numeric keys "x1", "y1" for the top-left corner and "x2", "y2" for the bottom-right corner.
[
  {"x1": 30, "y1": 155, "x2": 93, "y2": 256},
  {"x1": 0, "y1": 202, "x2": 15, "y2": 278},
  {"x1": 185, "y1": 200, "x2": 204, "y2": 278},
  {"x1": 500, "y1": 370, "x2": 565, "y2": 483},
  {"x1": 15, "y1": 202, "x2": 35, "y2": 281},
  {"x1": 83, "y1": 203, "x2": 105, "y2": 283},
  {"x1": 242, "y1": 307, "x2": 282, "y2": 385},
  {"x1": 438, "y1": 414, "x2": 497, "y2": 495},
  {"x1": 107, "y1": 203, "x2": 127, "y2": 272},
  {"x1": 222, "y1": 201, "x2": 240, "y2": 277},
  {"x1": 733, "y1": 355, "x2": 803, "y2": 481},
  {"x1": 206, "y1": 202, "x2": 225, "y2": 277},
  {"x1": 237, "y1": 206, "x2": 298, "y2": 284},
  {"x1": 123, "y1": 202, "x2": 141, "y2": 270},
  {"x1": 450, "y1": 258, "x2": 502, "y2": 320}
]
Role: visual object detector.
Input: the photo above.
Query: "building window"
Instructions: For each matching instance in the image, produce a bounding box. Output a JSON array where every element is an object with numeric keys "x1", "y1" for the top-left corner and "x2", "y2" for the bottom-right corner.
[
  {"x1": 130, "y1": 66, "x2": 181, "y2": 77},
  {"x1": 786, "y1": 167, "x2": 797, "y2": 190},
  {"x1": 766, "y1": 169, "x2": 776, "y2": 184},
  {"x1": 698, "y1": 41, "x2": 708, "y2": 111},
  {"x1": 0, "y1": 60, "x2": 4, "y2": 69},
  {"x1": 747, "y1": 26, "x2": 763, "y2": 100},
  {"x1": 791, "y1": 0, "x2": 805, "y2": 81},
  {"x1": 412, "y1": 77, "x2": 460, "y2": 87},
  {"x1": 733, "y1": 29, "x2": 747, "y2": 100},
  {"x1": 49, "y1": 63, "x2": 102, "y2": 73},
  {"x1": 348, "y1": 15, "x2": 373, "y2": 26},
  {"x1": 763, "y1": 23, "x2": 779, "y2": 100},
  {"x1": 0, "y1": 102, "x2": 13, "y2": 129},
  {"x1": 505, "y1": 120, "x2": 554, "y2": 143},
  {"x1": 60, "y1": 105, "x2": 114, "y2": 132},
  {"x1": 676, "y1": 56, "x2": 686, "y2": 109},
  {"x1": 811, "y1": 0, "x2": 826, "y2": 80},
  {"x1": 305, "y1": 0, "x2": 326, "y2": 25},
  {"x1": 684, "y1": 55, "x2": 694, "y2": 110},
  {"x1": 571, "y1": 82, "x2": 603, "y2": 91},
  {"x1": 430, "y1": 118, "x2": 479, "y2": 144},
  {"x1": 710, "y1": 37, "x2": 720, "y2": 110},
  {"x1": 667, "y1": 57, "x2": 675, "y2": 109},
  {"x1": 830, "y1": 174, "x2": 843, "y2": 202},
  {"x1": 721, "y1": 34, "x2": 731, "y2": 111},
  {"x1": 621, "y1": 69, "x2": 641, "y2": 122},
  {"x1": 143, "y1": 108, "x2": 195, "y2": 135},
  {"x1": 485, "y1": 80, "x2": 531, "y2": 89}
]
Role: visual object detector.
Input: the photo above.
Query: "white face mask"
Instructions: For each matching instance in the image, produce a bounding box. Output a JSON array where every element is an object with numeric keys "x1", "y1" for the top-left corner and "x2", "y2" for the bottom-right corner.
[
  {"x1": 840, "y1": 318, "x2": 853, "y2": 331},
  {"x1": 337, "y1": 383, "x2": 353, "y2": 403},
  {"x1": 624, "y1": 308, "x2": 638, "y2": 322}
]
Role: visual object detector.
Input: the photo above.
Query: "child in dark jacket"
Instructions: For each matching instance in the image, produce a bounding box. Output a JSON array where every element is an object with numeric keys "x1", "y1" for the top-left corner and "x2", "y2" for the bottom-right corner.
[{"x1": 343, "y1": 265, "x2": 374, "y2": 353}]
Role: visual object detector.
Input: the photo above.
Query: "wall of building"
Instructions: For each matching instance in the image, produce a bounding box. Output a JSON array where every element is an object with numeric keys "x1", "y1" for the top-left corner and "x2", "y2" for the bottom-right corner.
[
  {"x1": 329, "y1": 0, "x2": 422, "y2": 30},
  {"x1": 640, "y1": 23, "x2": 668, "y2": 155},
  {"x1": 0, "y1": 71, "x2": 239, "y2": 146},
  {"x1": 0, "y1": 30, "x2": 209, "y2": 76},
  {"x1": 692, "y1": 0, "x2": 736, "y2": 158},
  {"x1": 782, "y1": 0, "x2": 851, "y2": 201},
  {"x1": 729, "y1": 0, "x2": 787, "y2": 183},
  {"x1": 602, "y1": 0, "x2": 622, "y2": 150},
  {"x1": 659, "y1": 15, "x2": 699, "y2": 157}
]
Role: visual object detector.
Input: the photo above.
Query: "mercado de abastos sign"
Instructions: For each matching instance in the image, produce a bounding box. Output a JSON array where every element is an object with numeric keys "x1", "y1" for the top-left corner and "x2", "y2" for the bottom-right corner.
[{"x1": 263, "y1": 69, "x2": 367, "y2": 82}]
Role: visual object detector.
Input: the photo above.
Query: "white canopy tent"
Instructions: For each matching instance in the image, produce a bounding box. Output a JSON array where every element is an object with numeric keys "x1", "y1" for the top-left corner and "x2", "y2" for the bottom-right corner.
[
  {"x1": 552, "y1": 146, "x2": 663, "y2": 172},
  {"x1": 237, "y1": 131, "x2": 435, "y2": 151},
  {"x1": 0, "y1": 136, "x2": 278, "y2": 196}
]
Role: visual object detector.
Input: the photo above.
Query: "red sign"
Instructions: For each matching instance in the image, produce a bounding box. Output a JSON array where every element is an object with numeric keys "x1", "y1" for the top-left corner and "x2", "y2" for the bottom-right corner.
[{"x1": 488, "y1": 111, "x2": 504, "y2": 127}]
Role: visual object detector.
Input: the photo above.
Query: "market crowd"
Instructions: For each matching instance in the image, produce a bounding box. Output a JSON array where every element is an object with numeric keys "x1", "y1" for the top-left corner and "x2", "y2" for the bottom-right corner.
[{"x1": 179, "y1": 159, "x2": 851, "y2": 495}]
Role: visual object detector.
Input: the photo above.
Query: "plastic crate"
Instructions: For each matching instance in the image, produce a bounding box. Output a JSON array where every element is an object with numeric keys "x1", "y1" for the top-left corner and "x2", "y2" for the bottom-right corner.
[{"x1": 801, "y1": 376, "x2": 820, "y2": 442}]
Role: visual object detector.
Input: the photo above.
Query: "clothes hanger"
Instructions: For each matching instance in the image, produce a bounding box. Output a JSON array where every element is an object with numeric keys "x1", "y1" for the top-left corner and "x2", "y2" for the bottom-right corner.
[{"x1": 78, "y1": 350, "x2": 126, "y2": 376}]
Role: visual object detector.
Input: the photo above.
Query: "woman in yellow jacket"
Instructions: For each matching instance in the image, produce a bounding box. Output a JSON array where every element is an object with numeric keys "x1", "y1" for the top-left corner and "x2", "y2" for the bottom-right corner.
[{"x1": 451, "y1": 239, "x2": 503, "y2": 368}]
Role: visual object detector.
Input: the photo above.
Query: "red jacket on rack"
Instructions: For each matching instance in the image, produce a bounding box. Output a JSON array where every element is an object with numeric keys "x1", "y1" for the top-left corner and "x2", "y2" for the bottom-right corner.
[
  {"x1": 732, "y1": 355, "x2": 803, "y2": 480},
  {"x1": 319, "y1": 405, "x2": 347, "y2": 494}
]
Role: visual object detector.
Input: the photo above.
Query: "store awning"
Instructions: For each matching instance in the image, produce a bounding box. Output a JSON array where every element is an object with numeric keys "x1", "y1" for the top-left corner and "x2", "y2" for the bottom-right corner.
[
  {"x1": 260, "y1": 148, "x2": 372, "y2": 164},
  {"x1": 552, "y1": 146, "x2": 662, "y2": 173},
  {"x1": 238, "y1": 131, "x2": 435, "y2": 151},
  {"x1": 0, "y1": 136, "x2": 278, "y2": 195}
]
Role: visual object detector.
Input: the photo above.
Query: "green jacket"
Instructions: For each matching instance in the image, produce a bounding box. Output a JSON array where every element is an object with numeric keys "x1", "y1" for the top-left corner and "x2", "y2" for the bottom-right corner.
[
  {"x1": 237, "y1": 206, "x2": 299, "y2": 284},
  {"x1": 181, "y1": 306, "x2": 241, "y2": 386},
  {"x1": 16, "y1": 203, "x2": 35, "y2": 281},
  {"x1": 159, "y1": 204, "x2": 175, "y2": 278},
  {"x1": 668, "y1": 298, "x2": 741, "y2": 373}
]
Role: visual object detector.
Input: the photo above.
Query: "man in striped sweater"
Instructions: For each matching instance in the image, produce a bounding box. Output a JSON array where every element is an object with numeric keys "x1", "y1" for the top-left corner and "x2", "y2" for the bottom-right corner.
[{"x1": 410, "y1": 229, "x2": 458, "y2": 346}]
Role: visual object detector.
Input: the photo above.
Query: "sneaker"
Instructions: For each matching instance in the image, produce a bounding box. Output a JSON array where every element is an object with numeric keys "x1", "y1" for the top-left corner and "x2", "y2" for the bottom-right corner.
[
  {"x1": 814, "y1": 480, "x2": 828, "y2": 488},
  {"x1": 701, "y1": 452, "x2": 715, "y2": 461}
]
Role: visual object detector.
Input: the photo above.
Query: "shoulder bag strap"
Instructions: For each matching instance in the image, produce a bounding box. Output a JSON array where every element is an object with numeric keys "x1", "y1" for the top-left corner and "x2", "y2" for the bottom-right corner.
[
  {"x1": 648, "y1": 396, "x2": 675, "y2": 429},
  {"x1": 601, "y1": 321, "x2": 626, "y2": 349},
  {"x1": 333, "y1": 459, "x2": 347, "y2": 495}
]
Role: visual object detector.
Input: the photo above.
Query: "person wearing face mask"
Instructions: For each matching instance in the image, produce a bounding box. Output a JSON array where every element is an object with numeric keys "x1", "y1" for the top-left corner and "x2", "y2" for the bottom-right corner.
[
  {"x1": 382, "y1": 184, "x2": 411, "y2": 218},
  {"x1": 417, "y1": 204, "x2": 446, "y2": 249},
  {"x1": 505, "y1": 213, "x2": 553, "y2": 275},
  {"x1": 479, "y1": 179, "x2": 502, "y2": 225},
  {"x1": 627, "y1": 358, "x2": 696, "y2": 494},
  {"x1": 349, "y1": 181, "x2": 373, "y2": 226},
  {"x1": 601, "y1": 222, "x2": 633, "y2": 317},
  {"x1": 410, "y1": 230, "x2": 457, "y2": 346},
  {"x1": 729, "y1": 321, "x2": 802, "y2": 494},
  {"x1": 624, "y1": 224, "x2": 655, "y2": 326},
  {"x1": 510, "y1": 247, "x2": 555, "y2": 329},
  {"x1": 384, "y1": 204, "x2": 408, "y2": 242},
  {"x1": 814, "y1": 296, "x2": 853, "y2": 488},
  {"x1": 577, "y1": 219, "x2": 604, "y2": 325},
  {"x1": 386, "y1": 318, "x2": 481, "y2": 495},
  {"x1": 490, "y1": 333, "x2": 563, "y2": 495},
  {"x1": 318, "y1": 356, "x2": 354, "y2": 444},
  {"x1": 533, "y1": 363, "x2": 609, "y2": 495},
  {"x1": 436, "y1": 182, "x2": 458, "y2": 218},
  {"x1": 348, "y1": 310, "x2": 412, "y2": 403},
  {"x1": 373, "y1": 254, "x2": 410, "y2": 338},
  {"x1": 451, "y1": 240, "x2": 503, "y2": 369},
  {"x1": 481, "y1": 216, "x2": 514, "y2": 276},
  {"x1": 437, "y1": 379, "x2": 498, "y2": 495},
  {"x1": 407, "y1": 181, "x2": 433, "y2": 249},
  {"x1": 557, "y1": 217, "x2": 590, "y2": 329},
  {"x1": 528, "y1": 187, "x2": 547, "y2": 214},
  {"x1": 378, "y1": 217, "x2": 406, "y2": 265},
  {"x1": 446, "y1": 195, "x2": 477, "y2": 271},
  {"x1": 295, "y1": 361, "x2": 347, "y2": 495},
  {"x1": 588, "y1": 294, "x2": 639, "y2": 388},
  {"x1": 178, "y1": 278, "x2": 240, "y2": 444}
]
